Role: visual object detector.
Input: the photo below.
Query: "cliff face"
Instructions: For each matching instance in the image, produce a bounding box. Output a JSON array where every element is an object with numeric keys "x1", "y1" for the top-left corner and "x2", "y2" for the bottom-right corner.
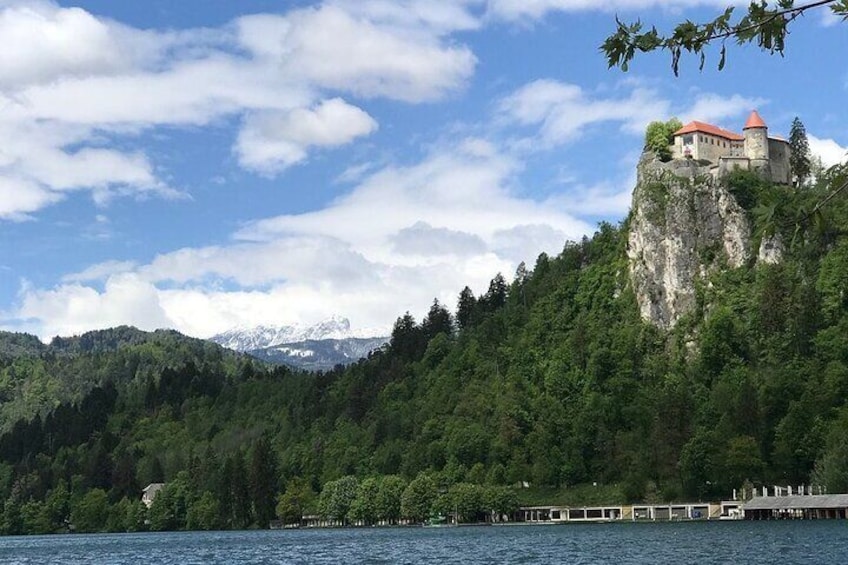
[{"x1": 627, "y1": 154, "x2": 752, "y2": 329}]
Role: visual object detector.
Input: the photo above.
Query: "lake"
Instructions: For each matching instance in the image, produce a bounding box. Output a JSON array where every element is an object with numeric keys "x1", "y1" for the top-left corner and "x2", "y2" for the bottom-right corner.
[{"x1": 0, "y1": 521, "x2": 845, "y2": 564}]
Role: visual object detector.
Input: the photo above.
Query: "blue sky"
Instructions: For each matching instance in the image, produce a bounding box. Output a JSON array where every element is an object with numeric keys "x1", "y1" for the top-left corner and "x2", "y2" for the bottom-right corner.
[{"x1": 0, "y1": 0, "x2": 846, "y2": 340}]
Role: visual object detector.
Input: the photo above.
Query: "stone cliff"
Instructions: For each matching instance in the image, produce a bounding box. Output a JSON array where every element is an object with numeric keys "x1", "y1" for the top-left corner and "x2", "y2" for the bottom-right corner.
[{"x1": 627, "y1": 153, "x2": 753, "y2": 329}]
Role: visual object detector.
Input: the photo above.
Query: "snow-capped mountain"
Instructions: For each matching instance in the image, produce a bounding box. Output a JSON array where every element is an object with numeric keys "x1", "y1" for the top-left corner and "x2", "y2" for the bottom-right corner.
[
  {"x1": 209, "y1": 316, "x2": 384, "y2": 352},
  {"x1": 247, "y1": 337, "x2": 388, "y2": 372},
  {"x1": 209, "y1": 317, "x2": 389, "y2": 371}
]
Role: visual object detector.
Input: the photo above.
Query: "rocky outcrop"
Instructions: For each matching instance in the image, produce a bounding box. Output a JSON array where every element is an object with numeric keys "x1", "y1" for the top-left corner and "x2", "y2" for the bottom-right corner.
[
  {"x1": 627, "y1": 154, "x2": 752, "y2": 329},
  {"x1": 757, "y1": 234, "x2": 784, "y2": 265}
]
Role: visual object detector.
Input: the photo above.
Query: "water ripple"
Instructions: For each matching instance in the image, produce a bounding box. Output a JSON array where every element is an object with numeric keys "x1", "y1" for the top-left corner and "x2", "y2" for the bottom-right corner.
[{"x1": 0, "y1": 521, "x2": 845, "y2": 564}]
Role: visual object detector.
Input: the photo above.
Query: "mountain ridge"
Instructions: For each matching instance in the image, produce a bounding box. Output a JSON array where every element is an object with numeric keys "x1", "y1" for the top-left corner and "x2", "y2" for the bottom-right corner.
[
  {"x1": 209, "y1": 316, "x2": 387, "y2": 351},
  {"x1": 209, "y1": 317, "x2": 389, "y2": 370},
  {"x1": 246, "y1": 337, "x2": 388, "y2": 371}
]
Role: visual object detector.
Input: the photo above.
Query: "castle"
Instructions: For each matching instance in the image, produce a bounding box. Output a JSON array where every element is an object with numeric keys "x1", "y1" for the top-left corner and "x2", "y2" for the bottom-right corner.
[{"x1": 671, "y1": 110, "x2": 791, "y2": 184}]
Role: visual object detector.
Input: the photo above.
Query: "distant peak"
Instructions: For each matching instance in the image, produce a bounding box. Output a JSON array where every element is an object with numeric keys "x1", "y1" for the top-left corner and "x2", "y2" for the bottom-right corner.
[{"x1": 208, "y1": 316, "x2": 388, "y2": 352}]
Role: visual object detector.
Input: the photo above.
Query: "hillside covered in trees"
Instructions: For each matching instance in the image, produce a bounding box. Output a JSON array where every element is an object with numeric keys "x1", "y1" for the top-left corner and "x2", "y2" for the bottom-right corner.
[{"x1": 1, "y1": 161, "x2": 848, "y2": 534}]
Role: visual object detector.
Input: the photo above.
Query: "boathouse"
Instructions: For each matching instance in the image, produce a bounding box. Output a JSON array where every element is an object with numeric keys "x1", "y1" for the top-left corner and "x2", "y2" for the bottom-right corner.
[
  {"x1": 517, "y1": 502, "x2": 724, "y2": 523},
  {"x1": 742, "y1": 494, "x2": 848, "y2": 520}
]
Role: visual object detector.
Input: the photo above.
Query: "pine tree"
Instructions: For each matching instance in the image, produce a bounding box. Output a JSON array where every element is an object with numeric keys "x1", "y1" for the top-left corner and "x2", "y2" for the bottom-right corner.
[
  {"x1": 229, "y1": 451, "x2": 251, "y2": 529},
  {"x1": 389, "y1": 312, "x2": 425, "y2": 361},
  {"x1": 789, "y1": 116, "x2": 811, "y2": 187},
  {"x1": 456, "y1": 287, "x2": 477, "y2": 330},
  {"x1": 513, "y1": 262, "x2": 529, "y2": 307},
  {"x1": 248, "y1": 437, "x2": 277, "y2": 528},
  {"x1": 421, "y1": 299, "x2": 453, "y2": 341},
  {"x1": 481, "y1": 273, "x2": 508, "y2": 312}
]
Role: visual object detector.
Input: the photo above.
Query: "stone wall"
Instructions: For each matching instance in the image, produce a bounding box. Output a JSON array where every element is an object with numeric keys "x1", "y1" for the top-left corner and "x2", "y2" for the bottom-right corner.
[
  {"x1": 718, "y1": 156, "x2": 751, "y2": 177},
  {"x1": 768, "y1": 139, "x2": 791, "y2": 184},
  {"x1": 744, "y1": 128, "x2": 769, "y2": 162}
]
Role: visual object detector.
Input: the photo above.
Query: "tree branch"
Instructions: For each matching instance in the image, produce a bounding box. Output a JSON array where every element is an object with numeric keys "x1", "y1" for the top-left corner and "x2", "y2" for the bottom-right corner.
[
  {"x1": 602, "y1": 0, "x2": 847, "y2": 75},
  {"x1": 703, "y1": 0, "x2": 835, "y2": 43}
]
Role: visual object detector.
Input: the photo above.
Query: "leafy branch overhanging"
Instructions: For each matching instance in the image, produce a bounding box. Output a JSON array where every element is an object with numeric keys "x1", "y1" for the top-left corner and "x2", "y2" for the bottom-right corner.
[{"x1": 602, "y1": 0, "x2": 848, "y2": 75}]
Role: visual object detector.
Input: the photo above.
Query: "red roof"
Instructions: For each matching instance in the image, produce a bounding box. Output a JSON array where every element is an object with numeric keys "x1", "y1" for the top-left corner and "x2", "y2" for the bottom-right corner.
[
  {"x1": 673, "y1": 121, "x2": 743, "y2": 141},
  {"x1": 743, "y1": 110, "x2": 767, "y2": 129}
]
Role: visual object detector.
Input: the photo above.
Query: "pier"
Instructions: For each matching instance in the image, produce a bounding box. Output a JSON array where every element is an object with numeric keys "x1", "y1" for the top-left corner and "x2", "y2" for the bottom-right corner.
[
  {"x1": 516, "y1": 488, "x2": 848, "y2": 523},
  {"x1": 742, "y1": 494, "x2": 848, "y2": 520},
  {"x1": 516, "y1": 502, "x2": 733, "y2": 523}
]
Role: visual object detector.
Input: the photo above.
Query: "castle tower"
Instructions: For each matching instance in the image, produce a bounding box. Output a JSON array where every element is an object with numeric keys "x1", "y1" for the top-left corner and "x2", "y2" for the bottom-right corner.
[{"x1": 743, "y1": 110, "x2": 770, "y2": 170}]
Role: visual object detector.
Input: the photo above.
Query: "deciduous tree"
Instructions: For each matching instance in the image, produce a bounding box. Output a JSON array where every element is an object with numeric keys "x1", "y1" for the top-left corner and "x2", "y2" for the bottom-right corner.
[
  {"x1": 603, "y1": 1, "x2": 848, "y2": 74},
  {"x1": 400, "y1": 473, "x2": 437, "y2": 523},
  {"x1": 644, "y1": 118, "x2": 683, "y2": 162}
]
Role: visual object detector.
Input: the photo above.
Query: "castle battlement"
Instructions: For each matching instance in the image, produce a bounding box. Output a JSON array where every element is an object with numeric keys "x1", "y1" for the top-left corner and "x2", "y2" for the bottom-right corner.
[{"x1": 671, "y1": 110, "x2": 791, "y2": 184}]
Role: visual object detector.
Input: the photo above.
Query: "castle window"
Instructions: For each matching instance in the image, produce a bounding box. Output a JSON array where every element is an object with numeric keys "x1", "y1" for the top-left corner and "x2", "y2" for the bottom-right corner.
[{"x1": 682, "y1": 134, "x2": 693, "y2": 145}]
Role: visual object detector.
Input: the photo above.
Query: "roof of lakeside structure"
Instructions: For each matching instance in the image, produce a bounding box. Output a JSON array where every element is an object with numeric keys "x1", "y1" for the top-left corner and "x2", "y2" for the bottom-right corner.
[
  {"x1": 742, "y1": 494, "x2": 848, "y2": 510},
  {"x1": 142, "y1": 483, "x2": 165, "y2": 493},
  {"x1": 744, "y1": 109, "x2": 767, "y2": 130},
  {"x1": 673, "y1": 121, "x2": 744, "y2": 141}
]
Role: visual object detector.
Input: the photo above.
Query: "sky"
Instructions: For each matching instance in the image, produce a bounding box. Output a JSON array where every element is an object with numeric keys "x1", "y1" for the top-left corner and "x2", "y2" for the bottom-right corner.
[{"x1": 0, "y1": 0, "x2": 846, "y2": 341}]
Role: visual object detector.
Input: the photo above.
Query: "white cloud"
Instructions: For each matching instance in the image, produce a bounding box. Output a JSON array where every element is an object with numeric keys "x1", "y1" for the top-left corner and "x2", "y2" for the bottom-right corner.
[
  {"x1": 819, "y1": 6, "x2": 843, "y2": 27},
  {"x1": 330, "y1": 0, "x2": 482, "y2": 34},
  {"x1": 4, "y1": 64, "x2": 779, "y2": 340},
  {"x1": 390, "y1": 222, "x2": 487, "y2": 257},
  {"x1": 237, "y1": 7, "x2": 476, "y2": 103},
  {"x1": 14, "y1": 273, "x2": 172, "y2": 339},
  {"x1": 485, "y1": 0, "x2": 746, "y2": 21},
  {"x1": 7, "y1": 74, "x2": 773, "y2": 338},
  {"x1": 0, "y1": 115, "x2": 176, "y2": 219},
  {"x1": 499, "y1": 79, "x2": 761, "y2": 150},
  {"x1": 0, "y1": 1, "x2": 477, "y2": 220},
  {"x1": 236, "y1": 98, "x2": 378, "y2": 173},
  {"x1": 809, "y1": 135, "x2": 848, "y2": 168},
  {"x1": 679, "y1": 93, "x2": 766, "y2": 126},
  {"x1": 25, "y1": 147, "x2": 159, "y2": 192},
  {"x1": 336, "y1": 161, "x2": 380, "y2": 184},
  {"x1": 234, "y1": 138, "x2": 590, "y2": 262},
  {"x1": 0, "y1": 1, "x2": 152, "y2": 88},
  {"x1": 8, "y1": 133, "x2": 593, "y2": 338},
  {"x1": 501, "y1": 80, "x2": 670, "y2": 146},
  {"x1": 550, "y1": 179, "x2": 635, "y2": 218},
  {"x1": 138, "y1": 236, "x2": 380, "y2": 289},
  {"x1": 0, "y1": 178, "x2": 59, "y2": 221},
  {"x1": 63, "y1": 260, "x2": 138, "y2": 283},
  {"x1": 491, "y1": 224, "x2": 569, "y2": 264}
]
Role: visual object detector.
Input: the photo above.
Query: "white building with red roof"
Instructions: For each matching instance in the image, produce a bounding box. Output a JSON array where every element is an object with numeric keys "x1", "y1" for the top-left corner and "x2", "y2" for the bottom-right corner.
[{"x1": 671, "y1": 110, "x2": 791, "y2": 184}]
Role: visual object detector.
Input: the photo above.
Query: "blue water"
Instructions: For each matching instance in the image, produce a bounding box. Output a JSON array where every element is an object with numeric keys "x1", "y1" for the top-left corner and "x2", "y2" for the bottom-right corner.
[{"x1": 0, "y1": 522, "x2": 845, "y2": 564}]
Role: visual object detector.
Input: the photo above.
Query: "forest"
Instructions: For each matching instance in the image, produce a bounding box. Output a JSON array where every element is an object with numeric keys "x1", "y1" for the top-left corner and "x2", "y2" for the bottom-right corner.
[{"x1": 1, "y1": 161, "x2": 848, "y2": 534}]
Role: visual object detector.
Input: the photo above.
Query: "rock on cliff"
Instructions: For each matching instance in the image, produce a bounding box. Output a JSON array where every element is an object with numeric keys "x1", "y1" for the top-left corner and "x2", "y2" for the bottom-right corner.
[{"x1": 627, "y1": 154, "x2": 752, "y2": 329}]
